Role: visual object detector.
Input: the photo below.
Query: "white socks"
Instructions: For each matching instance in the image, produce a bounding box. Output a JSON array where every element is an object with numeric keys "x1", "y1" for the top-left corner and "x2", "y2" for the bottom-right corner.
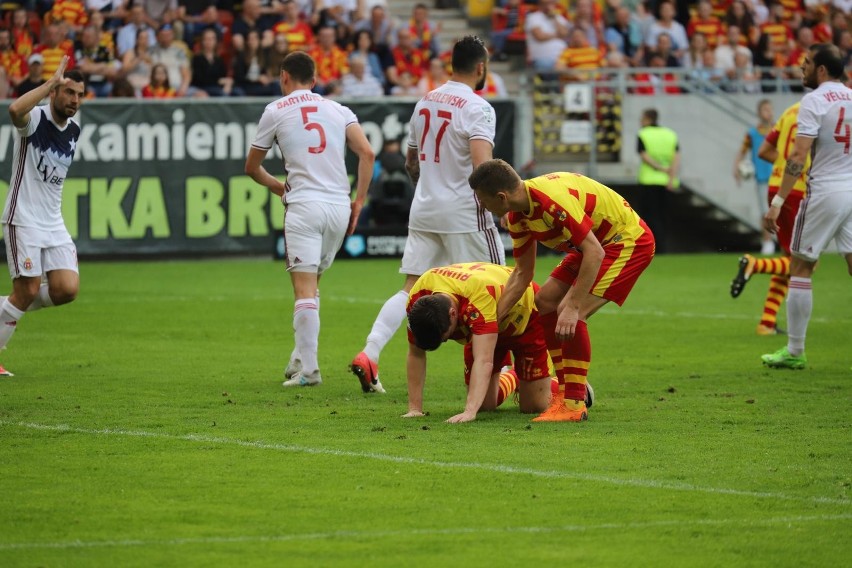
[
  {"x1": 287, "y1": 292, "x2": 319, "y2": 368},
  {"x1": 364, "y1": 290, "x2": 409, "y2": 362},
  {"x1": 786, "y1": 276, "x2": 812, "y2": 356},
  {"x1": 0, "y1": 298, "x2": 24, "y2": 351},
  {"x1": 27, "y1": 284, "x2": 54, "y2": 312},
  {"x1": 293, "y1": 298, "x2": 319, "y2": 374}
]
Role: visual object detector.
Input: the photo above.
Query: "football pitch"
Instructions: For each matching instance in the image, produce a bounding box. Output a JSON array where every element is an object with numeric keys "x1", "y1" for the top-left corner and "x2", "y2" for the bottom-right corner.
[{"x1": 0, "y1": 253, "x2": 849, "y2": 566}]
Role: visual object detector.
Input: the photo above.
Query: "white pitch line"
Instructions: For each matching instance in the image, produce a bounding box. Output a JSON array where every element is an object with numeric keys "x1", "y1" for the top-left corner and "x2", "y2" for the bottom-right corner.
[
  {"x1": 2, "y1": 421, "x2": 849, "y2": 507},
  {"x1": 0, "y1": 514, "x2": 849, "y2": 551}
]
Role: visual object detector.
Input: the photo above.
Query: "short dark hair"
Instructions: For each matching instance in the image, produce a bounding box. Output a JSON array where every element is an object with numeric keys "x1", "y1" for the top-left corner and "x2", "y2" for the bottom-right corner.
[
  {"x1": 408, "y1": 295, "x2": 452, "y2": 351},
  {"x1": 809, "y1": 43, "x2": 844, "y2": 80},
  {"x1": 642, "y1": 108, "x2": 659, "y2": 125},
  {"x1": 63, "y1": 69, "x2": 86, "y2": 88},
  {"x1": 281, "y1": 51, "x2": 316, "y2": 83},
  {"x1": 468, "y1": 158, "x2": 520, "y2": 198},
  {"x1": 452, "y1": 35, "x2": 488, "y2": 75}
]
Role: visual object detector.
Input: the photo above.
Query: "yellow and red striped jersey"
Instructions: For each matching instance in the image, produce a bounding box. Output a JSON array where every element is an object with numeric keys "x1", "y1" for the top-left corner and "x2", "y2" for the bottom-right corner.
[
  {"x1": 687, "y1": 16, "x2": 725, "y2": 48},
  {"x1": 407, "y1": 263, "x2": 536, "y2": 344},
  {"x1": 507, "y1": 173, "x2": 645, "y2": 258},
  {"x1": 50, "y1": 0, "x2": 89, "y2": 27},
  {"x1": 34, "y1": 44, "x2": 75, "y2": 80},
  {"x1": 272, "y1": 21, "x2": 314, "y2": 51},
  {"x1": 759, "y1": 22, "x2": 793, "y2": 51},
  {"x1": 557, "y1": 46, "x2": 603, "y2": 69},
  {"x1": 0, "y1": 49, "x2": 26, "y2": 81},
  {"x1": 764, "y1": 102, "x2": 809, "y2": 193},
  {"x1": 309, "y1": 45, "x2": 349, "y2": 82}
]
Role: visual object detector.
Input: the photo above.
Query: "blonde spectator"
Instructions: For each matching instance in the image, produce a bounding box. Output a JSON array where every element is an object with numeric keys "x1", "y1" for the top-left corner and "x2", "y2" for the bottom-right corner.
[
  {"x1": 122, "y1": 27, "x2": 154, "y2": 94},
  {"x1": 684, "y1": 32, "x2": 709, "y2": 69},
  {"x1": 415, "y1": 57, "x2": 449, "y2": 95}
]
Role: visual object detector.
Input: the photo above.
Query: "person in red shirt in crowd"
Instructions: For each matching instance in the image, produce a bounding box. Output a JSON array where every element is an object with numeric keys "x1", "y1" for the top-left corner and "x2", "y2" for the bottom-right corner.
[
  {"x1": 309, "y1": 25, "x2": 349, "y2": 94},
  {"x1": 759, "y1": 2, "x2": 794, "y2": 63},
  {"x1": 273, "y1": 0, "x2": 314, "y2": 52},
  {"x1": 409, "y1": 3, "x2": 440, "y2": 60},
  {"x1": 555, "y1": 27, "x2": 605, "y2": 82},
  {"x1": 725, "y1": 0, "x2": 758, "y2": 47},
  {"x1": 49, "y1": 0, "x2": 90, "y2": 35},
  {"x1": 785, "y1": 26, "x2": 814, "y2": 84},
  {"x1": 33, "y1": 24, "x2": 76, "y2": 81},
  {"x1": 687, "y1": 0, "x2": 725, "y2": 49},
  {"x1": 10, "y1": 8, "x2": 37, "y2": 59},
  {"x1": 0, "y1": 27, "x2": 27, "y2": 98},
  {"x1": 387, "y1": 27, "x2": 428, "y2": 90}
]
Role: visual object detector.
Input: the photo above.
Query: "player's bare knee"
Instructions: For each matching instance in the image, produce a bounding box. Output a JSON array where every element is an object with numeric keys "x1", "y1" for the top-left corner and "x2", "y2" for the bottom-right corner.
[{"x1": 49, "y1": 285, "x2": 78, "y2": 306}]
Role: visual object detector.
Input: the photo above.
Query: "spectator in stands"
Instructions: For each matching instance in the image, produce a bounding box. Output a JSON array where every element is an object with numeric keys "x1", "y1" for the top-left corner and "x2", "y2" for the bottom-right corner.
[
  {"x1": 490, "y1": 0, "x2": 522, "y2": 62},
  {"x1": 389, "y1": 69, "x2": 419, "y2": 96},
  {"x1": 524, "y1": 0, "x2": 570, "y2": 70},
  {"x1": 142, "y1": 62, "x2": 177, "y2": 97},
  {"x1": 86, "y1": 0, "x2": 128, "y2": 31},
  {"x1": 122, "y1": 27, "x2": 155, "y2": 94},
  {"x1": 683, "y1": 31, "x2": 709, "y2": 70},
  {"x1": 111, "y1": 76, "x2": 136, "y2": 96},
  {"x1": 687, "y1": 0, "x2": 724, "y2": 49},
  {"x1": 177, "y1": 0, "x2": 219, "y2": 47},
  {"x1": 15, "y1": 53, "x2": 46, "y2": 96},
  {"x1": 604, "y1": 6, "x2": 642, "y2": 65},
  {"x1": 191, "y1": 28, "x2": 235, "y2": 96},
  {"x1": 310, "y1": 25, "x2": 349, "y2": 94},
  {"x1": 10, "y1": 8, "x2": 37, "y2": 59},
  {"x1": 555, "y1": 27, "x2": 604, "y2": 82},
  {"x1": 256, "y1": 0, "x2": 287, "y2": 30},
  {"x1": 117, "y1": 2, "x2": 156, "y2": 57},
  {"x1": 724, "y1": 0, "x2": 758, "y2": 47},
  {"x1": 74, "y1": 23, "x2": 120, "y2": 97},
  {"x1": 725, "y1": 48, "x2": 760, "y2": 92},
  {"x1": 88, "y1": 10, "x2": 117, "y2": 54},
  {"x1": 570, "y1": 0, "x2": 604, "y2": 49},
  {"x1": 265, "y1": 32, "x2": 290, "y2": 81},
  {"x1": 232, "y1": 29, "x2": 278, "y2": 96},
  {"x1": 636, "y1": 107, "x2": 679, "y2": 253},
  {"x1": 150, "y1": 22, "x2": 195, "y2": 96},
  {"x1": 409, "y1": 3, "x2": 440, "y2": 60},
  {"x1": 232, "y1": 0, "x2": 274, "y2": 52},
  {"x1": 759, "y1": 2, "x2": 793, "y2": 65},
  {"x1": 645, "y1": 1, "x2": 687, "y2": 61},
  {"x1": 715, "y1": 25, "x2": 753, "y2": 80},
  {"x1": 475, "y1": 69, "x2": 508, "y2": 97},
  {"x1": 416, "y1": 56, "x2": 449, "y2": 95},
  {"x1": 633, "y1": 51, "x2": 681, "y2": 94},
  {"x1": 49, "y1": 0, "x2": 90, "y2": 36},
  {"x1": 315, "y1": 0, "x2": 359, "y2": 46},
  {"x1": 785, "y1": 25, "x2": 814, "y2": 72},
  {"x1": 353, "y1": 4, "x2": 398, "y2": 53},
  {"x1": 349, "y1": 29, "x2": 386, "y2": 88},
  {"x1": 272, "y1": 0, "x2": 314, "y2": 52},
  {"x1": 34, "y1": 24, "x2": 76, "y2": 81},
  {"x1": 142, "y1": 0, "x2": 181, "y2": 32},
  {"x1": 386, "y1": 27, "x2": 427, "y2": 91},
  {"x1": 0, "y1": 27, "x2": 26, "y2": 96},
  {"x1": 340, "y1": 53, "x2": 384, "y2": 97},
  {"x1": 647, "y1": 31, "x2": 681, "y2": 67}
]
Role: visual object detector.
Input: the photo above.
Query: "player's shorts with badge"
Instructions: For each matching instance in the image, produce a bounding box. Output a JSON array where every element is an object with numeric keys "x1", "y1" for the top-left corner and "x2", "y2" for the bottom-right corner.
[
  {"x1": 3, "y1": 224, "x2": 78, "y2": 278},
  {"x1": 791, "y1": 190, "x2": 852, "y2": 262},
  {"x1": 283, "y1": 201, "x2": 350, "y2": 273}
]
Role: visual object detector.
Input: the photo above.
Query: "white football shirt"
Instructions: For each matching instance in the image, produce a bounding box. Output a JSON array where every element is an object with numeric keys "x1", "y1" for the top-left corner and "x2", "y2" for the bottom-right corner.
[
  {"x1": 2, "y1": 105, "x2": 80, "y2": 231},
  {"x1": 252, "y1": 89, "x2": 358, "y2": 206},
  {"x1": 797, "y1": 81, "x2": 852, "y2": 194},
  {"x1": 406, "y1": 80, "x2": 496, "y2": 234}
]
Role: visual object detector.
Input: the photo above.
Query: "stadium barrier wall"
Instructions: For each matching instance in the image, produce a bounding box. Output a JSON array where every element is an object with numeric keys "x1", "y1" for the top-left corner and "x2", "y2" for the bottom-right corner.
[{"x1": 0, "y1": 98, "x2": 516, "y2": 257}]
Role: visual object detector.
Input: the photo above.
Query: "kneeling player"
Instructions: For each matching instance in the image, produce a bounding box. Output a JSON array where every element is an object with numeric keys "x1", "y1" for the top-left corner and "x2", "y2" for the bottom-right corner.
[{"x1": 403, "y1": 262, "x2": 554, "y2": 424}]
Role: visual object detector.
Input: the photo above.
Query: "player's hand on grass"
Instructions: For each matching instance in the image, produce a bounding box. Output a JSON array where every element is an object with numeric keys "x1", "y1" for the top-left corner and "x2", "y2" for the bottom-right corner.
[
  {"x1": 446, "y1": 411, "x2": 476, "y2": 424},
  {"x1": 401, "y1": 410, "x2": 426, "y2": 418}
]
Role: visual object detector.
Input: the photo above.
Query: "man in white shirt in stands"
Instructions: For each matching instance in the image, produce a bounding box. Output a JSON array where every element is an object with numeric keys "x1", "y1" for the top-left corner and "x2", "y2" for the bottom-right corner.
[
  {"x1": 762, "y1": 43, "x2": 852, "y2": 370},
  {"x1": 245, "y1": 51, "x2": 375, "y2": 387},
  {"x1": 524, "y1": 0, "x2": 570, "y2": 70},
  {"x1": 340, "y1": 54, "x2": 384, "y2": 97},
  {"x1": 349, "y1": 35, "x2": 505, "y2": 394}
]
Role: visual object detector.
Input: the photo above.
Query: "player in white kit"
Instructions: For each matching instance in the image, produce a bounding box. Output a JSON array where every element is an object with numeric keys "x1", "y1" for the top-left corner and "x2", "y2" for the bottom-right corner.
[
  {"x1": 245, "y1": 51, "x2": 375, "y2": 386},
  {"x1": 761, "y1": 44, "x2": 852, "y2": 370},
  {"x1": 0, "y1": 57, "x2": 85, "y2": 377},
  {"x1": 350, "y1": 36, "x2": 505, "y2": 394}
]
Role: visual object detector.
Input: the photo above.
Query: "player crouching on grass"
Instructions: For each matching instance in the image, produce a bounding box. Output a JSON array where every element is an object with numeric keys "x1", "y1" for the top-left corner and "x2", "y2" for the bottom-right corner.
[
  {"x1": 402, "y1": 262, "x2": 557, "y2": 424},
  {"x1": 469, "y1": 160, "x2": 654, "y2": 422}
]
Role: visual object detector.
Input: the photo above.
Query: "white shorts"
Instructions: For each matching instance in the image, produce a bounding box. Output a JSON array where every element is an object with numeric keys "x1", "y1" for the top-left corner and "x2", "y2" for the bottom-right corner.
[
  {"x1": 399, "y1": 227, "x2": 506, "y2": 276},
  {"x1": 791, "y1": 191, "x2": 852, "y2": 262},
  {"x1": 3, "y1": 224, "x2": 78, "y2": 279},
  {"x1": 283, "y1": 201, "x2": 350, "y2": 273}
]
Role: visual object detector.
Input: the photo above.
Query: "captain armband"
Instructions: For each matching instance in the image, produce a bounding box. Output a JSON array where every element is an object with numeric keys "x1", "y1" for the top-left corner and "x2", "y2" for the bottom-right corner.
[{"x1": 784, "y1": 160, "x2": 804, "y2": 178}]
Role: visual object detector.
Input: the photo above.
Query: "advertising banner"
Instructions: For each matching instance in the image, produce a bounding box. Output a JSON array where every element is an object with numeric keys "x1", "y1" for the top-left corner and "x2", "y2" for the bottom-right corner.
[{"x1": 0, "y1": 98, "x2": 515, "y2": 256}]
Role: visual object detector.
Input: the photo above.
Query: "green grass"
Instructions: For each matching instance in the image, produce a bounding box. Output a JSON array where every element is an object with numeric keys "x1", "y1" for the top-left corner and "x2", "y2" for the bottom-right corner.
[{"x1": 0, "y1": 254, "x2": 850, "y2": 567}]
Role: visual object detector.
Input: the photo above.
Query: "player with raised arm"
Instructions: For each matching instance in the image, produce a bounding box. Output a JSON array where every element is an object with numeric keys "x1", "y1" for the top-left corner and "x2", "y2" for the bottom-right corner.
[
  {"x1": 349, "y1": 36, "x2": 504, "y2": 394},
  {"x1": 404, "y1": 263, "x2": 553, "y2": 424},
  {"x1": 469, "y1": 160, "x2": 655, "y2": 422},
  {"x1": 245, "y1": 51, "x2": 375, "y2": 387},
  {"x1": 0, "y1": 56, "x2": 85, "y2": 377},
  {"x1": 729, "y1": 101, "x2": 810, "y2": 337},
  {"x1": 761, "y1": 44, "x2": 852, "y2": 370}
]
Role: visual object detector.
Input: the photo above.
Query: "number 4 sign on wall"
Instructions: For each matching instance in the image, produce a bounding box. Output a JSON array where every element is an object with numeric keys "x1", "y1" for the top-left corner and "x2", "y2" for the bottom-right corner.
[{"x1": 563, "y1": 84, "x2": 593, "y2": 113}]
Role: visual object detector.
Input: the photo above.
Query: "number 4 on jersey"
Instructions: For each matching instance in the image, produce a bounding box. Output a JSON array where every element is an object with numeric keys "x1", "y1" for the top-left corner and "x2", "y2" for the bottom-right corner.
[{"x1": 834, "y1": 107, "x2": 850, "y2": 154}]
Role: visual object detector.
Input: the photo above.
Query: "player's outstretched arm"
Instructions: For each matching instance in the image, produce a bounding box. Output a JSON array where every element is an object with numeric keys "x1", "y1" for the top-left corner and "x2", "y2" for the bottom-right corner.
[
  {"x1": 403, "y1": 344, "x2": 428, "y2": 418},
  {"x1": 497, "y1": 244, "x2": 536, "y2": 324},
  {"x1": 556, "y1": 231, "x2": 604, "y2": 340},
  {"x1": 9, "y1": 55, "x2": 69, "y2": 128},
  {"x1": 447, "y1": 333, "x2": 498, "y2": 424},
  {"x1": 345, "y1": 123, "x2": 375, "y2": 235}
]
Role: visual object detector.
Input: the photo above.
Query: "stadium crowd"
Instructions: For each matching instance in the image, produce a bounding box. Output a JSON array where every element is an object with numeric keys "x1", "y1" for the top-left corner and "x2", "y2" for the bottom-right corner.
[{"x1": 1, "y1": 0, "x2": 847, "y2": 101}]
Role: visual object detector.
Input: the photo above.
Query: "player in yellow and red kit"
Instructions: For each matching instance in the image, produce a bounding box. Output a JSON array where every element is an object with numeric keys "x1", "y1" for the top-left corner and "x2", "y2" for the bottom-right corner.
[
  {"x1": 469, "y1": 160, "x2": 655, "y2": 422},
  {"x1": 729, "y1": 101, "x2": 810, "y2": 336},
  {"x1": 404, "y1": 263, "x2": 555, "y2": 424}
]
